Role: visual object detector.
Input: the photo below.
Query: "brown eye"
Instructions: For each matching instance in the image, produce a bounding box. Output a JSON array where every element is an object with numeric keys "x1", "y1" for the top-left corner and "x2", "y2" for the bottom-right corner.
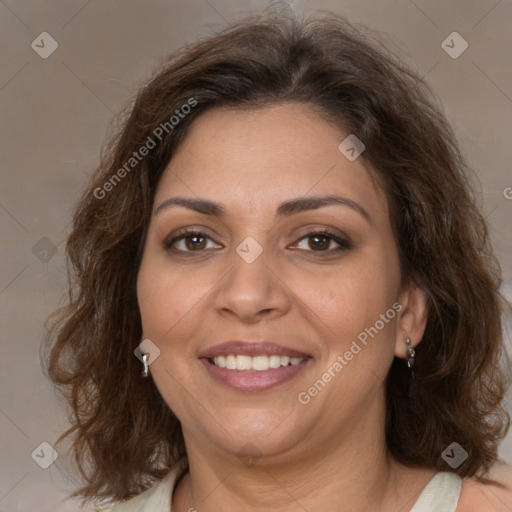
[
  {"x1": 294, "y1": 230, "x2": 352, "y2": 253},
  {"x1": 164, "y1": 231, "x2": 221, "y2": 252},
  {"x1": 184, "y1": 234, "x2": 207, "y2": 251},
  {"x1": 308, "y1": 234, "x2": 331, "y2": 250}
]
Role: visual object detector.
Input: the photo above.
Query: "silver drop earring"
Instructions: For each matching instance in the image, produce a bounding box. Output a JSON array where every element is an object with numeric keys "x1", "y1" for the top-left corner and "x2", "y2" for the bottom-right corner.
[
  {"x1": 405, "y1": 337, "x2": 415, "y2": 377},
  {"x1": 141, "y1": 353, "x2": 150, "y2": 377}
]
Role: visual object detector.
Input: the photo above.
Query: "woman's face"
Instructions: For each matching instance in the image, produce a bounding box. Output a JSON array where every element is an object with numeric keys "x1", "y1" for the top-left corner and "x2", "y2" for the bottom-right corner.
[{"x1": 137, "y1": 103, "x2": 415, "y2": 462}]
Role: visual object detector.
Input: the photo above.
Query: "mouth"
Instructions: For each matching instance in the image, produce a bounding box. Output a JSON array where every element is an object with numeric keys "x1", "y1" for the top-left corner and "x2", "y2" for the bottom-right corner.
[
  {"x1": 199, "y1": 352, "x2": 312, "y2": 392},
  {"x1": 198, "y1": 340, "x2": 313, "y2": 391}
]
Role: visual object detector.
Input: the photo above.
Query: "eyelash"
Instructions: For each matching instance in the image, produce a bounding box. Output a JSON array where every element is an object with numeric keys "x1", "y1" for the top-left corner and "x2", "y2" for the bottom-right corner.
[{"x1": 164, "y1": 229, "x2": 352, "y2": 255}]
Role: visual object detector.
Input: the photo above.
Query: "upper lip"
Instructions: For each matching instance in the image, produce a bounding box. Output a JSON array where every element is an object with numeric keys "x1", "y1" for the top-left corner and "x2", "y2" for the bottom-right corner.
[{"x1": 199, "y1": 341, "x2": 312, "y2": 359}]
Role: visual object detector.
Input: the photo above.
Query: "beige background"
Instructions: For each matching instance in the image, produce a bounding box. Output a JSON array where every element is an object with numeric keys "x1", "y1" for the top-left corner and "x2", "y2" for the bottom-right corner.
[{"x1": 0, "y1": 1, "x2": 511, "y2": 511}]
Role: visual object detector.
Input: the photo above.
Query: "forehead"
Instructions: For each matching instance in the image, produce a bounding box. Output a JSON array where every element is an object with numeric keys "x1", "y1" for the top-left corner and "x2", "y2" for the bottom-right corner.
[{"x1": 154, "y1": 103, "x2": 386, "y2": 217}]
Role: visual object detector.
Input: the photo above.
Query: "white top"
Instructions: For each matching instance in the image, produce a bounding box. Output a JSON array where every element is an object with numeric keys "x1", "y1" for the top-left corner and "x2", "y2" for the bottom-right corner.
[
  {"x1": 100, "y1": 458, "x2": 462, "y2": 512},
  {"x1": 410, "y1": 471, "x2": 462, "y2": 511}
]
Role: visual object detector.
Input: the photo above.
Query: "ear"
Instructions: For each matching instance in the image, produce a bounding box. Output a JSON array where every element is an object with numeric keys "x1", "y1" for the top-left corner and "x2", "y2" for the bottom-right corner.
[{"x1": 394, "y1": 278, "x2": 429, "y2": 359}]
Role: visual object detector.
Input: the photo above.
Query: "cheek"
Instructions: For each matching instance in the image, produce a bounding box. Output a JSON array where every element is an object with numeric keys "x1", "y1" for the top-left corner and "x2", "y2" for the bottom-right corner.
[
  {"x1": 136, "y1": 257, "x2": 203, "y2": 414},
  {"x1": 137, "y1": 245, "x2": 214, "y2": 320},
  {"x1": 295, "y1": 255, "x2": 399, "y2": 338},
  {"x1": 136, "y1": 255, "x2": 205, "y2": 343},
  {"x1": 300, "y1": 258, "x2": 401, "y2": 393}
]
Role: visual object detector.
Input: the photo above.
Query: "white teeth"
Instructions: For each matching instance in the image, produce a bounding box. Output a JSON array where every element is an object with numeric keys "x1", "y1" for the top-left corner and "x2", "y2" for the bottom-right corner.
[
  {"x1": 269, "y1": 355, "x2": 281, "y2": 368},
  {"x1": 252, "y1": 355, "x2": 269, "y2": 371},
  {"x1": 225, "y1": 355, "x2": 237, "y2": 369},
  {"x1": 212, "y1": 354, "x2": 305, "y2": 371},
  {"x1": 236, "y1": 355, "x2": 253, "y2": 370}
]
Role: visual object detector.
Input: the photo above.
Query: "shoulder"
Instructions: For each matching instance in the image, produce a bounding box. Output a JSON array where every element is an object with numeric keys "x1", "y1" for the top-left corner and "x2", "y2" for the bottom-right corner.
[
  {"x1": 94, "y1": 457, "x2": 189, "y2": 512},
  {"x1": 456, "y1": 463, "x2": 512, "y2": 512}
]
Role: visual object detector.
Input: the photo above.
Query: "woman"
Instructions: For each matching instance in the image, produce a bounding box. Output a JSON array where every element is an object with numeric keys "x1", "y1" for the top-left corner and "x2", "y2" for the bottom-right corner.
[{"x1": 44, "y1": 7, "x2": 512, "y2": 512}]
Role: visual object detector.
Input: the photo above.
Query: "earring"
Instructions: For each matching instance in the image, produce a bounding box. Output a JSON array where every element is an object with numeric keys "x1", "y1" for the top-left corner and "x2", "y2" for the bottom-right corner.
[
  {"x1": 141, "y1": 353, "x2": 150, "y2": 377},
  {"x1": 405, "y1": 337, "x2": 415, "y2": 377}
]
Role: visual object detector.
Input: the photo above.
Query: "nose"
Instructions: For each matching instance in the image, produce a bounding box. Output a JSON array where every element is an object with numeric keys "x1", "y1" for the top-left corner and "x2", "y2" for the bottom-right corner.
[{"x1": 212, "y1": 251, "x2": 292, "y2": 324}]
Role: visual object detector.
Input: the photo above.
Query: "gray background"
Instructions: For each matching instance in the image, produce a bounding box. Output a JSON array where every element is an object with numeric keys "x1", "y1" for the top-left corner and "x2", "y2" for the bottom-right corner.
[{"x1": 0, "y1": 1, "x2": 511, "y2": 511}]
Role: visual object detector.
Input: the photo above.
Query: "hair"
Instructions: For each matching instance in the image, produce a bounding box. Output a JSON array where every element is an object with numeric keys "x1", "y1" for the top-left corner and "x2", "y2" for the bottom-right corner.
[{"x1": 43, "y1": 4, "x2": 511, "y2": 506}]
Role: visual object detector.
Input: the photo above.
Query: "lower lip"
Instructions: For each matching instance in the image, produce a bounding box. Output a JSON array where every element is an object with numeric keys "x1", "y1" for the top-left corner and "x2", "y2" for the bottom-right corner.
[{"x1": 200, "y1": 358, "x2": 311, "y2": 391}]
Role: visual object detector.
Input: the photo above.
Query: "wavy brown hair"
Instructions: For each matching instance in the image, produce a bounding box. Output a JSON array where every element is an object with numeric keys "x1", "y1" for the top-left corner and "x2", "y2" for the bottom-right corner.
[{"x1": 44, "y1": 6, "x2": 511, "y2": 506}]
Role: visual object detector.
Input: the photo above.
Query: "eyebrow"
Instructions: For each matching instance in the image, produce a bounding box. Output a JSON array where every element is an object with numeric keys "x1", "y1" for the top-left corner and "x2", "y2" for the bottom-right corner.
[{"x1": 154, "y1": 195, "x2": 371, "y2": 222}]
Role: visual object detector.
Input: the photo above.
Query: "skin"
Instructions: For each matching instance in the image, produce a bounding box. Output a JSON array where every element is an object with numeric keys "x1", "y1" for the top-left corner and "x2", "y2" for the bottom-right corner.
[
  {"x1": 457, "y1": 463, "x2": 512, "y2": 511},
  {"x1": 136, "y1": 102, "x2": 488, "y2": 511}
]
